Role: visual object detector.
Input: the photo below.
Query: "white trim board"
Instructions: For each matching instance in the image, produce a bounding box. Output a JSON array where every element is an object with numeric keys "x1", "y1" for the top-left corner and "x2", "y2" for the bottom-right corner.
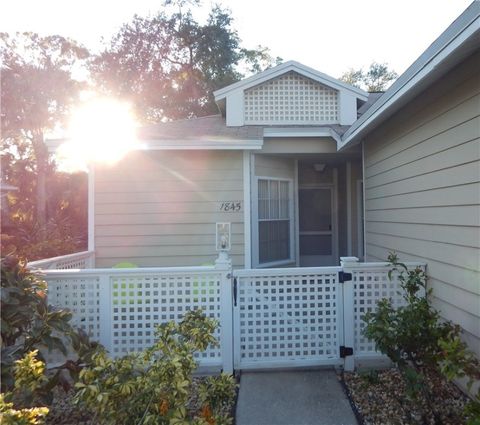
[
  {"x1": 214, "y1": 60, "x2": 368, "y2": 100},
  {"x1": 87, "y1": 165, "x2": 95, "y2": 252},
  {"x1": 243, "y1": 151, "x2": 252, "y2": 268},
  {"x1": 252, "y1": 175, "x2": 295, "y2": 268}
]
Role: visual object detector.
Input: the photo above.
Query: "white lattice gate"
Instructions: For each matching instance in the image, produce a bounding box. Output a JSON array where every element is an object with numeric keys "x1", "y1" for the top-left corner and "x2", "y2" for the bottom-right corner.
[{"x1": 232, "y1": 267, "x2": 345, "y2": 370}]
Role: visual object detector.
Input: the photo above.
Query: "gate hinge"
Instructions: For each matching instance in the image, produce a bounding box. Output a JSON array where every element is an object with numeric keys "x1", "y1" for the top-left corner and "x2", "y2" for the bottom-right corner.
[
  {"x1": 338, "y1": 271, "x2": 352, "y2": 283},
  {"x1": 340, "y1": 346, "x2": 354, "y2": 358},
  {"x1": 233, "y1": 277, "x2": 238, "y2": 307}
]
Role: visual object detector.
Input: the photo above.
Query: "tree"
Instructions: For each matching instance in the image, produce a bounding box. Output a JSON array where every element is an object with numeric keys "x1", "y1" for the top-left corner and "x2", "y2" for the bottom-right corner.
[
  {"x1": 339, "y1": 61, "x2": 398, "y2": 92},
  {"x1": 0, "y1": 32, "x2": 89, "y2": 233},
  {"x1": 90, "y1": 2, "x2": 280, "y2": 122}
]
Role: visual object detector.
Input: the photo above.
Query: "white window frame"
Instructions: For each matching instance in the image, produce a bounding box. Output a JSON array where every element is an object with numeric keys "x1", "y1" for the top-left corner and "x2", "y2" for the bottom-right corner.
[{"x1": 252, "y1": 176, "x2": 295, "y2": 268}]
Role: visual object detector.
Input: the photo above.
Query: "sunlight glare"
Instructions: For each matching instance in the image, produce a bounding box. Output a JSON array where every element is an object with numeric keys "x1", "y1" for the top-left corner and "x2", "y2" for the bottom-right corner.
[{"x1": 58, "y1": 98, "x2": 138, "y2": 172}]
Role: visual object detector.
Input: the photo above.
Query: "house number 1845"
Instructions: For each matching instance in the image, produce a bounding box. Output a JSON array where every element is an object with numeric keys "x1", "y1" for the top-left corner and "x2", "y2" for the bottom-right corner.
[{"x1": 219, "y1": 202, "x2": 242, "y2": 212}]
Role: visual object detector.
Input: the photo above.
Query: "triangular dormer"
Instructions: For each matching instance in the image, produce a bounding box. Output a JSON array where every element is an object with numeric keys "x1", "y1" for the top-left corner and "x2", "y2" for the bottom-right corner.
[{"x1": 214, "y1": 61, "x2": 368, "y2": 127}]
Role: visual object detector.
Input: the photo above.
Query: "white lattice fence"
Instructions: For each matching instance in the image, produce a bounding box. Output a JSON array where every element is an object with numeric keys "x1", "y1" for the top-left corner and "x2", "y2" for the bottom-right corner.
[
  {"x1": 110, "y1": 271, "x2": 223, "y2": 364},
  {"x1": 233, "y1": 267, "x2": 343, "y2": 369},
  {"x1": 28, "y1": 250, "x2": 95, "y2": 270},
  {"x1": 42, "y1": 264, "x2": 232, "y2": 371},
  {"x1": 343, "y1": 262, "x2": 427, "y2": 358}
]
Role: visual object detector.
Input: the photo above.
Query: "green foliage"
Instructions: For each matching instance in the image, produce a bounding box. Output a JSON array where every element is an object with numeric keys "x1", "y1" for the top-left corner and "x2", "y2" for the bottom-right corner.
[
  {"x1": 0, "y1": 394, "x2": 49, "y2": 425},
  {"x1": 90, "y1": 2, "x2": 279, "y2": 122},
  {"x1": 363, "y1": 252, "x2": 480, "y2": 423},
  {"x1": 197, "y1": 374, "x2": 236, "y2": 425},
  {"x1": 339, "y1": 61, "x2": 398, "y2": 92},
  {"x1": 0, "y1": 351, "x2": 49, "y2": 424},
  {"x1": 74, "y1": 310, "x2": 235, "y2": 425},
  {"x1": 1, "y1": 31, "x2": 89, "y2": 253},
  {"x1": 439, "y1": 331, "x2": 480, "y2": 425},
  {"x1": 363, "y1": 253, "x2": 452, "y2": 372},
  {"x1": 1, "y1": 255, "x2": 102, "y2": 404}
]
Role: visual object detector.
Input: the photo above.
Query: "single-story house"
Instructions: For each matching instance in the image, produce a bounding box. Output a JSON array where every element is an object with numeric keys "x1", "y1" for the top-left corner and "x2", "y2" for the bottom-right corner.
[{"x1": 82, "y1": 2, "x2": 479, "y2": 355}]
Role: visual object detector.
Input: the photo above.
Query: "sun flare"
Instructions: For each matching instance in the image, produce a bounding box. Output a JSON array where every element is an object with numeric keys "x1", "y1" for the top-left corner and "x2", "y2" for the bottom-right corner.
[{"x1": 57, "y1": 98, "x2": 138, "y2": 171}]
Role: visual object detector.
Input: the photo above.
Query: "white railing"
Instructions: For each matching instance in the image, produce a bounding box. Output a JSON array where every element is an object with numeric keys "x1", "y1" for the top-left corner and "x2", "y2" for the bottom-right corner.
[
  {"x1": 28, "y1": 250, "x2": 95, "y2": 270},
  {"x1": 40, "y1": 255, "x2": 233, "y2": 372},
  {"x1": 36, "y1": 254, "x2": 425, "y2": 372},
  {"x1": 341, "y1": 257, "x2": 426, "y2": 363}
]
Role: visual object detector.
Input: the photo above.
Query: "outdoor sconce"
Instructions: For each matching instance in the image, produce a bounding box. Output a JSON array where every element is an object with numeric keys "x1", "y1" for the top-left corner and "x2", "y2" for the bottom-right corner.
[
  {"x1": 314, "y1": 163, "x2": 326, "y2": 172},
  {"x1": 216, "y1": 222, "x2": 231, "y2": 251}
]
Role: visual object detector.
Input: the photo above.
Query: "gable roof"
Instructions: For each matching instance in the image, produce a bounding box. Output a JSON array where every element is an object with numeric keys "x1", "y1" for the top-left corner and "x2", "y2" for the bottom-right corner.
[
  {"x1": 340, "y1": 1, "x2": 480, "y2": 150},
  {"x1": 214, "y1": 60, "x2": 368, "y2": 101}
]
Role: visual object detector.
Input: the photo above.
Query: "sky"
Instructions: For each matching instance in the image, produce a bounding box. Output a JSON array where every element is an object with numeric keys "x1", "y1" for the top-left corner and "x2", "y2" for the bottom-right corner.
[{"x1": 0, "y1": 0, "x2": 473, "y2": 78}]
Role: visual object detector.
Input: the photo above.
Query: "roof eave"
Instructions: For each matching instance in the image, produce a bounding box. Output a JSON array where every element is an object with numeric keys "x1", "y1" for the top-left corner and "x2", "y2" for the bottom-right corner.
[
  {"x1": 137, "y1": 139, "x2": 264, "y2": 150},
  {"x1": 339, "y1": 2, "x2": 480, "y2": 151}
]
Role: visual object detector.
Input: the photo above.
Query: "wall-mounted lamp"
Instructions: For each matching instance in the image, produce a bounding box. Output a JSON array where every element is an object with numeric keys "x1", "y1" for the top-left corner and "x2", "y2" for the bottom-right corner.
[
  {"x1": 314, "y1": 163, "x2": 326, "y2": 172},
  {"x1": 216, "y1": 222, "x2": 231, "y2": 251}
]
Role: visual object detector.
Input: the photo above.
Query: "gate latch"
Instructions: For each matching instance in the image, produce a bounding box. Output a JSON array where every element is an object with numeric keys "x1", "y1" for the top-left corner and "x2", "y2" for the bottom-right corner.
[
  {"x1": 338, "y1": 271, "x2": 352, "y2": 283},
  {"x1": 340, "y1": 346, "x2": 354, "y2": 358}
]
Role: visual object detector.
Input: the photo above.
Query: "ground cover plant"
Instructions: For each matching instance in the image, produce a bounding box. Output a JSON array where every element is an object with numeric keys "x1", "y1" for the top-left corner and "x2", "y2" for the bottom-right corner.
[{"x1": 346, "y1": 253, "x2": 480, "y2": 425}]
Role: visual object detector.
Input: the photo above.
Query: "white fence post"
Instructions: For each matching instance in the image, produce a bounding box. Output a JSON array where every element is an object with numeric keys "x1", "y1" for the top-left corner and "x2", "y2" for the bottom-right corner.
[
  {"x1": 215, "y1": 252, "x2": 234, "y2": 374},
  {"x1": 98, "y1": 273, "x2": 113, "y2": 355},
  {"x1": 341, "y1": 257, "x2": 358, "y2": 372}
]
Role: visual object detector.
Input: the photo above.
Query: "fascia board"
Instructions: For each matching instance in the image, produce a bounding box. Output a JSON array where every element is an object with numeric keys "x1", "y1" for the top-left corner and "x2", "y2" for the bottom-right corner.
[
  {"x1": 263, "y1": 127, "x2": 341, "y2": 144},
  {"x1": 214, "y1": 60, "x2": 368, "y2": 101},
  {"x1": 46, "y1": 138, "x2": 264, "y2": 152},
  {"x1": 339, "y1": 3, "x2": 480, "y2": 151},
  {"x1": 138, "y1": 139, "x2": 264, "y2": 150}
]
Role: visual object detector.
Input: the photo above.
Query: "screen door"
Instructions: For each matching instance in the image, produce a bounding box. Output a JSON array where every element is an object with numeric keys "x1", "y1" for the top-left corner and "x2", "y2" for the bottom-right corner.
[{"x1": 299, "y1": 187, "x2": 335, "y2": 266}]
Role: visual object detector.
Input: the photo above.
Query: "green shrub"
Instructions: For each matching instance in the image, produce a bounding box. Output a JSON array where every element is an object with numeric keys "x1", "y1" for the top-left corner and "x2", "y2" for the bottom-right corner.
[
  {"x1": 0, "y1": 351, "x2": 49, "y2": 424},
  {"x1": 439, "y1": 330, "x2": 480, "y2": 425},
  {"x1": 1, "y1": 255, "x2": 101, "y2": 405},
  {"x1": 74, "y1": 310, "x2": 236, "y2": 425},
  {"x1": 363, "y1": 253, "x2": 480, "y2": 423}
]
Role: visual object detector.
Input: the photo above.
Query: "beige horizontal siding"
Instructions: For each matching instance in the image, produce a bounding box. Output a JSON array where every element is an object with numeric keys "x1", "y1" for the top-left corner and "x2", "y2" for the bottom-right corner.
[
  {"x1": 95, "y1": 223, "x2": 244, "y2": 237},
  {"x1": 363, "y1": 51, "x2": 480, "y2": 355},
  {"x1": 95, "y1": 254, "x2": 245, "y2": 268},
  {"x1": 255, "y1": 155, "x2": 295, "y2": 179},
  {"x1": 94, "y1": 150, "x2": 244, "y2": 267},
  {"x1": 96, "y1": 190, "x2": 243, "y2": 204},
  {"x1": 366, "y1": 183, "x2": 479, "y2": 210},
  {"x1": 366, "y1": 221, "x2": 480, "y2": 249}
]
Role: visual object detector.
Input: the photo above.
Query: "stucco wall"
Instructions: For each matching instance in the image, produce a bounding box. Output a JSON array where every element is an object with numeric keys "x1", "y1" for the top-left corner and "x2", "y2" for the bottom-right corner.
[
  {"x1": 94, "y1": 150, "x2": 245, "y2": 267},
  {"x1": 363, "y1": 51, "x2": 480, "y2": 354}
]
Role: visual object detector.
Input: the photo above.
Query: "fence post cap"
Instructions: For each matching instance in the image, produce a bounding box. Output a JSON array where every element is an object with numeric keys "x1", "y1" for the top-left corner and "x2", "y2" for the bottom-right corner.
[{"x1": 340, "y1": 257, "x2": 359, "y2": 267}]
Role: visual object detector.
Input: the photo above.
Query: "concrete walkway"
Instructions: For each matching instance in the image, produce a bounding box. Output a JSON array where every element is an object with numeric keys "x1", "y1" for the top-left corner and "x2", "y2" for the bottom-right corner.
[{"x1": 235, "y1": 370, "x2": 358, "y2": 425}]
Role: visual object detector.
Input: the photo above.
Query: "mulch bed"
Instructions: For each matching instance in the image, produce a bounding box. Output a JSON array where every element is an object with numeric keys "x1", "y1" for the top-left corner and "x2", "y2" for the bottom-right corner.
[{"x1": 341, "y1": 368, "x2": 469, "y2": 425}]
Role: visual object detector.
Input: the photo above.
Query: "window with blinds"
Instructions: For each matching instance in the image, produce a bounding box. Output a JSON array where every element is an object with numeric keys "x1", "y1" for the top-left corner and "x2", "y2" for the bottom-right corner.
[{"x1": 257, "y1": 179, "x2": 291, "y2": 264}]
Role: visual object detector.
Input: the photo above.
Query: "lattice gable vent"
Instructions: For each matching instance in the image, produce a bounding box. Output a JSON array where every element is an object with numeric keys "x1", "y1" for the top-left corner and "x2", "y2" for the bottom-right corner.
[{"x1": 244, "y1": 71, "x2": 339, "y2": 124}]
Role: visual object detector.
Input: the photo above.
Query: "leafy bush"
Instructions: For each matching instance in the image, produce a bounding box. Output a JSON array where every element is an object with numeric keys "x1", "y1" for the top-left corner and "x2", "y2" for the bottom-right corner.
[
  {"x1": 1, "y1": 255, "x2": 101, "y2": 405},
  {"x1": 439, "y1": 330, "x2": 480, "y2": 425},
  {"x1": 74, "y1": 310, "x2": 236, "y2": 425},
  {"x1": 0, "y1": 351, "x2": 49, "y2": 424},
  {"x1": 363, "y1": 253, "x2": 480, "y2": 423}
]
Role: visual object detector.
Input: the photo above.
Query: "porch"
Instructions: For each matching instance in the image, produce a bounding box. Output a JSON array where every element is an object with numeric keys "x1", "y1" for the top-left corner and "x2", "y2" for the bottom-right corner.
[
  {"x1": 250, "y1": 149, "x2": 363, "y2": 269},
  {"x1": 29, "y1": 250, "x2": 425, "y2": 373}
]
